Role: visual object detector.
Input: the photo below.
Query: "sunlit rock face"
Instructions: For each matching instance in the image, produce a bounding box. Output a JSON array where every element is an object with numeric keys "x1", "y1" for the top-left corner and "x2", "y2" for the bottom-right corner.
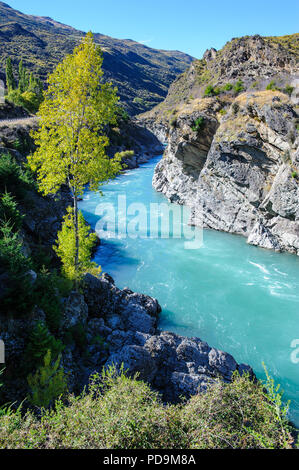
[{"x1": 153, "y1": 91, "x2": 299, "y2": 255}]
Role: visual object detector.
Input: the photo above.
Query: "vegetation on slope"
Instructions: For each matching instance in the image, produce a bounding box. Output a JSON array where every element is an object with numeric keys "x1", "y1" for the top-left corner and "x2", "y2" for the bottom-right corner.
[
  {"x1": 0, "y1": 367, "x2": 295, "y2": 449},
  {"x1": 141, "y1": 33, "x2": 298, "y2": 124}
]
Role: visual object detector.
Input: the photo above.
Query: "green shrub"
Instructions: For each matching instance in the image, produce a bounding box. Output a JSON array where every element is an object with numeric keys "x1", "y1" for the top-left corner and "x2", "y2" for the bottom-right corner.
[
  {"x1": 181, "y1": 369, "x2": 292, "y2": 449},
  {"x1": 219, "y1": 108, "x2": 227, "y2": 116},
  {"x1": 30, "y1": 268, "x2": 69, "y2": 332},
  {"x1": 12, "y1": 135, "x2": 33, "y2": 155},
  {"x1": 115, "y1": 150, "x2": 135, "y2": 160},
  {"x1": 27, "y1": 350, "x2": 68, "y2": 408},
  {"x1": 284, "y1": 84, "x2": 294, "y2": 97},
  {"x1": 0, "y1": 222, "x2": 30, "y2": 275},
  {"x1": 266, "y1": 80, "x2": 277, "y2": 91},
  {"x1": 115, "y1": 106, "x2": 130, "y2": 124},
  {"x1": 234, "y1": 80, "x2": 245, "y2": 94},
  {"x1": 6, "y1": 89, "x2": 42, "y2": 114},
  {"x1": 66, "y1": 323, "x2": 87, "y2": 352},
  {"x1": 0, "y1": 154, "x2": 34, "y2": 200},
  {"x1": 191, "y1": 117, "x2": 205, "y2": 133},
  {"x1": 25, "y1": 322, "x2": 64, "y2": 371},
  {"x1": 223, "y1": 83, "x2": 233, "y2": 91},
  {"x1": 0, "y1": 367, "x2": 294, "y2": 449},
  {"x1": 291, "y1": 171, "x2": 298, "y2": 179},
  {"x1": 54, "y1": 207, "x2": 101, "y2": 283},
  {"x1": 0, "y1": 192, "x2": 24, "y2": 231}
]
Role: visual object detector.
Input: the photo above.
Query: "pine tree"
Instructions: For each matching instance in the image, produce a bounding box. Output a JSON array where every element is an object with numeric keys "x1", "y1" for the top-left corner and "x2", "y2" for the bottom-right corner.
[
  {"x1": 18, "y1": 60, "x2": 29, "y2": 93},
  {"x1": 27, "y1": 350, "x2": 68, "y2": 408},
  {"x1": 5, "y1": 57, "x2": 16, "y2": 91},
  {"x1": 28, "y1": 32, "x2": 122, "y2": 282},
  {"x1": 26, "y1": 322, "x2": 63, "y2": 368}
]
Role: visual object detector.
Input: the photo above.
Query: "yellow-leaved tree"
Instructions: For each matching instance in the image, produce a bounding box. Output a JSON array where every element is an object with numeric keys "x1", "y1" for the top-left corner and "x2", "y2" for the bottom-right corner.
[{"x1": 28, "y1": 32, "x2": 122, "y2": 281}]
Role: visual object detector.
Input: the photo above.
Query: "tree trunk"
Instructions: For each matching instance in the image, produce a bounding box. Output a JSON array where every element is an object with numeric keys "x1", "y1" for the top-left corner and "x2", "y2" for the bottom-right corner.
[{"x1": 73, "y1": 194, "x2": 79, "y2": 282}]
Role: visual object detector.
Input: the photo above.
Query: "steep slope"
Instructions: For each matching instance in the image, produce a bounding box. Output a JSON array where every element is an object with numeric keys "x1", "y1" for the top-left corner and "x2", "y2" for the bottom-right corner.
[
  {"x1": 0, "y1": 2, "x2": 194, "y2": 115},
  {"x1": 141, "y1": 34, "x2": 298, "y2": 123},
  {"x1": 143, "y1": 34, "x2": 299, "y2": 255}
]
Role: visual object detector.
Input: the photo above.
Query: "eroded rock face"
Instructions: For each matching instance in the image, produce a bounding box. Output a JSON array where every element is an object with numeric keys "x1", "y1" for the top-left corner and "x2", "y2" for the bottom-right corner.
[{"x1": 153, "y1": 91, "x2": 299, "y2": 255}]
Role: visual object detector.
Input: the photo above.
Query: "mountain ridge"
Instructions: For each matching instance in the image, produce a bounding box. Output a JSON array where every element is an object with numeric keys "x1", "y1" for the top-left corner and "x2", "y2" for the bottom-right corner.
[{"x1": 0, "y1": 1, "x2": 194, "y2": 115}]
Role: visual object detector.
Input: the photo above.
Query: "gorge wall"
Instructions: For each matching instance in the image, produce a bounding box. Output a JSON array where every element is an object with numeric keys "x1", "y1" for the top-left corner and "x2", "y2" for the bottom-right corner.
[{"x1": 144, "y1": 34, "x2": 299, "y2": 255}]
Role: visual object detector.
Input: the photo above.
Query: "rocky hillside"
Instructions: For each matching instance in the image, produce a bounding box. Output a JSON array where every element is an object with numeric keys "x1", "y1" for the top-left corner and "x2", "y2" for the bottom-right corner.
[
  {"x1": 142, "y1": 34, "x2": 299, "y2": 255},
  {"x1": 141, "y1": 34, "x2": 298, "y2": 122},
  {"x1": 0, "y1": 2, "x2": 193, "y2": 115}
]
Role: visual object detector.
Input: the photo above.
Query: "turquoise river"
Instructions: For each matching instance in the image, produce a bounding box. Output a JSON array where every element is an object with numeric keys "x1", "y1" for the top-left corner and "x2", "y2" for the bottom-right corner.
[{"x1": 79, "y1": 155, "x2": 299, "y2": 426}]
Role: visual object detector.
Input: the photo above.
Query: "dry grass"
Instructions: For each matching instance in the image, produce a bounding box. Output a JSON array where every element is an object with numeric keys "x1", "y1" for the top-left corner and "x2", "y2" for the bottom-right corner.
[{"x1": 234, "y1": 90, "x2": 289, "y2": 108}]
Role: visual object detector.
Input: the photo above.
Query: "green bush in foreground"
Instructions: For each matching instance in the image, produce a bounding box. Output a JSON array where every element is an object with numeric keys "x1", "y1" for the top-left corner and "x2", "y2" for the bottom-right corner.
[
  {"x1": 27, "y1": 350, "x2": 68, "y2": 408},
  {"x1": 0, "y1": 367, "x2": 295, "y2": 449}
]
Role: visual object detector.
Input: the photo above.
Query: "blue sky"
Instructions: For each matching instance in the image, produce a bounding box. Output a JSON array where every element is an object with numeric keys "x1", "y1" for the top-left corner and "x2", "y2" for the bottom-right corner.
[{"x1": 6, "y1": 0, "x2": 299, "y2": 58}]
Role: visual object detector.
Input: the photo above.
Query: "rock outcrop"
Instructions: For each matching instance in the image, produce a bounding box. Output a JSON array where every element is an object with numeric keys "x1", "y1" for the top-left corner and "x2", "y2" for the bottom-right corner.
[
  {"x1": 153, "y1": 89, "x2": 299, "y2": 255},
  {"x1": 141, "y1": 33, "x2": 299, "y2": 123},
  {"x1": 0, "y1": 272, "x2": 253, "y2": 404}
]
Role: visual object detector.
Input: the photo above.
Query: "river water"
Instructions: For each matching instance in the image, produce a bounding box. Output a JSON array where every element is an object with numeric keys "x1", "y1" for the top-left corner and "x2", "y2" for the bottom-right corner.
[{"x1": 79, "y1": 155, "x2": 299, "y2": 426}]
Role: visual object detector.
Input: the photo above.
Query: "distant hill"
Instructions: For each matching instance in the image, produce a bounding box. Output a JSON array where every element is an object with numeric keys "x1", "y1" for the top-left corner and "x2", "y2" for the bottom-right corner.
[{"x1": 0, "y1": 2, "x2": 194, "y2": 115}]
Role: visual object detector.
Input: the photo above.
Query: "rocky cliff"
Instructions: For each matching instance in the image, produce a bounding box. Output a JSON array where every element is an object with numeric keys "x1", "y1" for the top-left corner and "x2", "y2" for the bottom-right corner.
[{"x1": 149, "y1": 34, "x2": 299, "y2": 255}]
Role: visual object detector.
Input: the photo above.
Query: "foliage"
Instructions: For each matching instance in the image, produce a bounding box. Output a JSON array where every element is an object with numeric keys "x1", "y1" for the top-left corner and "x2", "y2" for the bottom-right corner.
[
  {"x1": 284, "y1": 84, "x2": 294, "y2": 97},
  {"x1": 291, "y1": 171, "x2": 298, "y2": 179},
  {"x1": 115, "y1": 105, "x2": 130, "y2": 124},
  {"x1": 5, "y1": 57, "x2": 16, "y2": 92},
  {"x1": 181, "y1": 369, "x2": 293, "y2": 449},
  {"x1": 0, "y1": 222, "x2": 30, "y2": 275},
  {"x1": 31, "y1": 268, "x2": 71, "y2": 332},
  {"x1": 25, "y1": 322, "x2": 64, "y2": 370},
  {"x1": 223, "y1": 83, "x2": 233, "y2": 91},
  {"x1": 29, "y1": 33, "x2": 122, "y2": 282},
  {"x1": 0, "y1": 154, "x2": 34, "y2": 200},
  {"x1": 54, "y1": 207, "x2": 100, "y2": 282},
  {"x1": 204, "y1": 85, "x2": 219, "y2": 97},
  {"x1": 28, "y1": 32, "x2": 121, "y2": 197},
  {"x1": 0, "y1": 367, "x2": 294, "y2": 449},
  {"x1": 5, "y1": 58, "x2": 43, "y2": 113},
  {"x1": 114, "y1": 150, "x2": 134, "y2": 163},
  {"x1": 0, "y1": 192, "x2": 24, "y2": 231},
  {"x1": 27, "y1": 350, "x2": 68, "y2": 408},
  {"x1": 65, "y1": 323, "x2": 87, "y2": 352},
  {"x1": 233, "y1": 80, "x2": 244, "y2": 94},
  {"x1": 191, "y1": 117, "x2": 205, "y2": 133},
  {"x1": 266, "y1": 80, "x2": 277, "y2": 91}
]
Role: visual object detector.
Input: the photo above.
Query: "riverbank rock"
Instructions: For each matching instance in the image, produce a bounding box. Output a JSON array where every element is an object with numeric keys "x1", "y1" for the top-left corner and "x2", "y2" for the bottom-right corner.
[
  {"x1": 153, "y1": 91, "x2": 299, "y2": 255},
  {"x1": 81, "y1": 274, "x2": 254, "y2": 402},
  {"x1": 105, "y1": 329, "x2": 253, "y2": 402}
]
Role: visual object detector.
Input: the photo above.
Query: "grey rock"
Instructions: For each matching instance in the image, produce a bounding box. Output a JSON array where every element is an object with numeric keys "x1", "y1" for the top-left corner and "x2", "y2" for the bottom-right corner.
[
  {"x1": 106, "y1": 345, "x2": 157, "y2": 382},
  {"x1": 63, "y1": 292, "x2": 89, "y2": 329},
  {"x1": 153, "y1": 93, "x2": 299, "y2": 255},
  {"x1": 105, "y1": 330, "x2": 250, "y2": 402}
]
